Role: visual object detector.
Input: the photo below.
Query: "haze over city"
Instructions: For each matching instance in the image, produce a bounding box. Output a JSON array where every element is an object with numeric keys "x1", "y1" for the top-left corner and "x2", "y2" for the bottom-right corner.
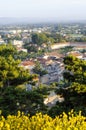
[{"x1": 0, "y1": 0, "x2": 86, "y2": 24}]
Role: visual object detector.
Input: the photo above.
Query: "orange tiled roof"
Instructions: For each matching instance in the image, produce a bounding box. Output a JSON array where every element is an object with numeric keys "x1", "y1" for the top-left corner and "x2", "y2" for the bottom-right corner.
[
  {"x1": 68, "y1": 52, "x2": 82, "y2": 57},
  {"x1": 21, "y1": 61, "x2": 35, "y2": 66}
]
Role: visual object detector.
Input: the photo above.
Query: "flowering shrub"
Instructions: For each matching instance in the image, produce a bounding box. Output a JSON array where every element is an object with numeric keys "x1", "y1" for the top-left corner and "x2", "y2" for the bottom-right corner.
[{"x1": 0, "y1": 110, "x2": 86, "y2": 130}]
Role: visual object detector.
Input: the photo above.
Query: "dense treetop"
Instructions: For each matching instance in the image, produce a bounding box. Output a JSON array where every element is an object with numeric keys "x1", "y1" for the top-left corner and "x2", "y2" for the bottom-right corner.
[{"x1": 0, "y1": 44, "x2": 37, "y2": 87}]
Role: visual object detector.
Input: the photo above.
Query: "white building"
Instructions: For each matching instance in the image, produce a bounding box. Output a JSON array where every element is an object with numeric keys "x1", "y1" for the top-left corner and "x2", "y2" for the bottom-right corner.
[
  {"x1": 13, "y1": 40, "x2": 23, "y2": 47},
  {"x1": 0, "y1": 39, "x2": 5, "y2": 44}
]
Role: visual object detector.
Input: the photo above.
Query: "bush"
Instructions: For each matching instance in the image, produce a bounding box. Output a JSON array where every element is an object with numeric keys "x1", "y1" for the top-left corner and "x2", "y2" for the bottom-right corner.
[{"x1": 0, "y1": 111, "x2": 86, "y2": 130}]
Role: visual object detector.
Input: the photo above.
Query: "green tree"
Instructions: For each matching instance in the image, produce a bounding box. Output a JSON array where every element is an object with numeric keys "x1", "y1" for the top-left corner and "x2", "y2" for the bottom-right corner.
[
  {"x1": 33, "y1": 61, "x2": 47, "y2": 76},
  {"x1": 32, "y1": 33, "x2": 48, "y2": 45},
  {"x1": 32, "y1": 33, "x2": 39, "y2": 44},
  {"x1": 49, "y1": 55, "x2": 86, "y2": 117},
  {"x1": 0, "y1": 44, "x2": 17, "y2": 58},
  {"x1": 0, "y1": 44, "x2": 37, "y2": 87},
  {"x1": 0, "y1": 85, "x2": 48, "y2": 117},
  {"x1": 63, "y1": 55, "x2": 86, "y2": 84}
]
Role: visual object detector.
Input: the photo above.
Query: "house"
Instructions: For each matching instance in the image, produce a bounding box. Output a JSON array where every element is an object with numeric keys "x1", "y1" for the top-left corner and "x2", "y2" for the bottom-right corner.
[
  {"x1": 40, "y1": 61, "x2": 64, "y2": 84},
  {"x1": 0, "y1": 38, "x2": 5, "y2": 44},
  {"x1": 67, "y1": 51, "x2": 83, "y2": 59},
  {"x1": 20, "y1": 60, "x2": 35, "y2": 73},
  {"x1": 40, "y1": 74, "x2": 49, "y2": 84},
  {"x1": 16, "y1": 47, "x2": 27, "y2": 53},
  {"x1": 13, "y1": 40, "x2": 23, "y2": 48},
  {"x1": 22, "y1": 36, "x2": 32, "y2": 43}
]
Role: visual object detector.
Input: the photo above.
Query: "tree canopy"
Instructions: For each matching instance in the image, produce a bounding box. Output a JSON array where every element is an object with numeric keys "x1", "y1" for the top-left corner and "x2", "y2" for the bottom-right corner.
[
  {"x1": 0, "y1": 44, "x2": 37, "y2": 87},
  {"x1": 63, "y1": 55, "x2": 86, "y2": 84}
]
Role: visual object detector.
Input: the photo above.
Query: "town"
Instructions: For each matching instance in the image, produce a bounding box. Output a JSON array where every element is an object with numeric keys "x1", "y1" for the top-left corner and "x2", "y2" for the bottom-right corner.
[{"x1": 0, "y1": 23, "x2": 86, "y2": 88}]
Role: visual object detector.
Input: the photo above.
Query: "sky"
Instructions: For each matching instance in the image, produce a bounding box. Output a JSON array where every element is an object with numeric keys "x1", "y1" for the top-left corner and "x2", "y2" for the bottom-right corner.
[{"x1": 0, "y1": 0, "x2": 86, "y2": 22}]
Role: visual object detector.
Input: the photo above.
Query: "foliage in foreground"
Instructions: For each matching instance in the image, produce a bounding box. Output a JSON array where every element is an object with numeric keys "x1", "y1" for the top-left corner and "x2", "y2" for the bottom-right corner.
[
  {"x1": 0, "y1": 85, "x2": 49, "y2": 117},
  {"x1": 0, "y1": 111, "x2": 86, "y2": 130}
]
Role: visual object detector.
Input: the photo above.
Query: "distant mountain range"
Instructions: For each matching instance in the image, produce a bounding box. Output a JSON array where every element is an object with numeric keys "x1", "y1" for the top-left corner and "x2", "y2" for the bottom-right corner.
[
  {"x1": 0, "y1": 17, "x2": 31, "y2": 25},
  {"x1": 0, "y1": 17, "x2": 86, "y2": 25}
]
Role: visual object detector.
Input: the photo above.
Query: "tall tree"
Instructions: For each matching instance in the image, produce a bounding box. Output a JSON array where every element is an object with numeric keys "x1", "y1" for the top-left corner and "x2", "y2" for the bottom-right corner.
[{"x1": 63, "y1": 55, "x2": 86, "y2": 86}]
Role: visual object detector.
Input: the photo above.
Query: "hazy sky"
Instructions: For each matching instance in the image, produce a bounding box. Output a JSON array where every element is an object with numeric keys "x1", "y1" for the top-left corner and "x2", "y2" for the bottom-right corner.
[{"x1": 0, "y1": 0, "x2": 86, "y2": 21}]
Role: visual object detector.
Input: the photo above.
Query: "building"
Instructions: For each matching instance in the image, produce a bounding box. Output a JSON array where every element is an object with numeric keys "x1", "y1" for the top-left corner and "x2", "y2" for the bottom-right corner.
[
  {"x1": 40, "y1": 61, "x2": 64, "y2": 84},
  {"x1": 0, "y1": 38, "x2": 5, "y2": 44},
  {"x1": 13, "y1": 40, "x2": 23, "y2": 48},
  {"x1": 23, "y1": 36, "x2": 32, "y2": 43},
  {"x1": 67, "y1": 51, "x2": 83, "y2": 59},
  {"x1": 20, "y1": 60, "x2": 35, "y2": 73}
]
